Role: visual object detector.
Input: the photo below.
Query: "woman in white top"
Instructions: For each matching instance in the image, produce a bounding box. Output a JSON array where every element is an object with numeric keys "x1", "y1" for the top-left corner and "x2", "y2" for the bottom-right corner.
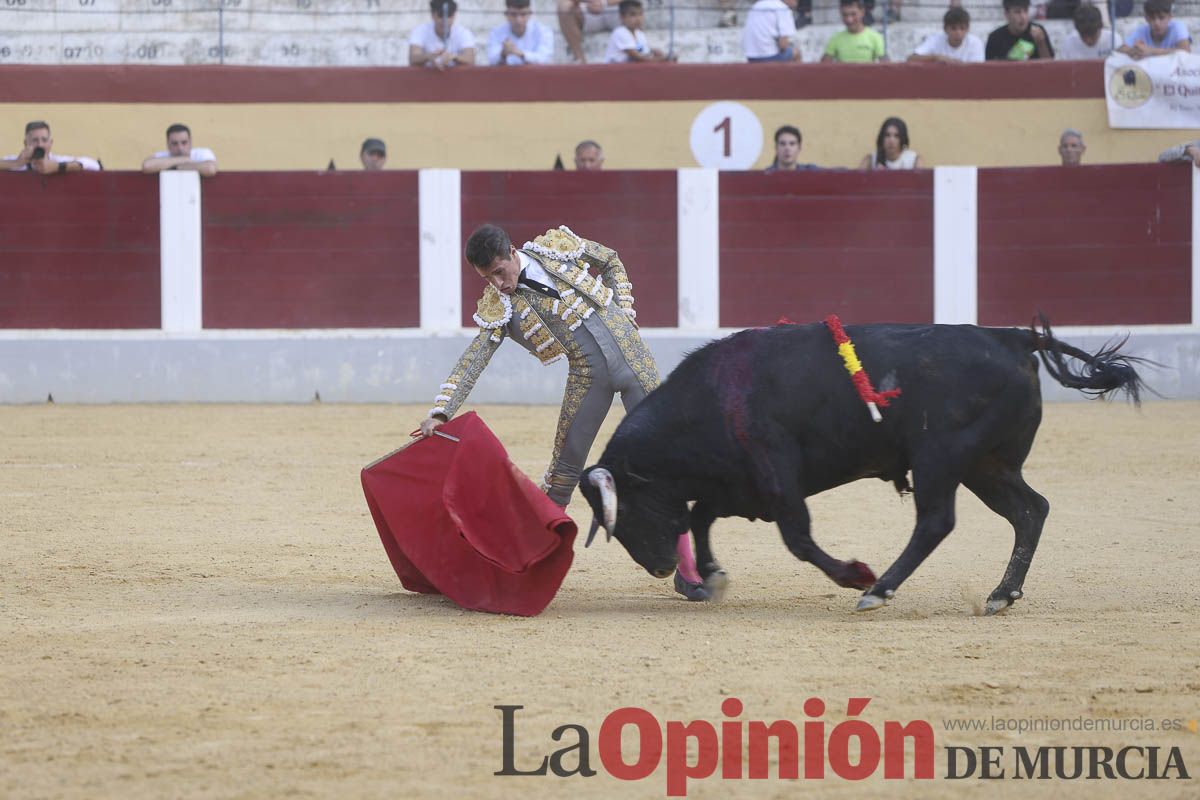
[{"x1": 858, "y1": 117, "x2": 922, "y2": 170}]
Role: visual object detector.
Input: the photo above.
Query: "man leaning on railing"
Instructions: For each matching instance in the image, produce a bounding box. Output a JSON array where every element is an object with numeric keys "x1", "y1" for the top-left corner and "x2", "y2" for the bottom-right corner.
[{"x1": 141, "y1": 123, "x2": 218, "y2": 177}]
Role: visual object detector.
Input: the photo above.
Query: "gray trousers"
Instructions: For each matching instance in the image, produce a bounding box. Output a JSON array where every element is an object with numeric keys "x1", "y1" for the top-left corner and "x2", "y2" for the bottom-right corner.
[{"x1": 544, "y1": 317, "x2": 652, "y2": 507}]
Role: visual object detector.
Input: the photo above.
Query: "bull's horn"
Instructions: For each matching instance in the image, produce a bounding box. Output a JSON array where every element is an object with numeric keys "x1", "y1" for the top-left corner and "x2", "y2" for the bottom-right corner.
[
  {"x1": 584, "y1": 517, "x2": 601, "y2": 548},
  {"x1": 588, "y1": 468, "x2": 617, "y2": 538}
]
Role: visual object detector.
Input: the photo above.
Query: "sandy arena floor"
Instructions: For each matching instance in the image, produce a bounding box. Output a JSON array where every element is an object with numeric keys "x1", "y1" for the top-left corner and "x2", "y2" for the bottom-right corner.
[{"x1": 1, "y1": 401, "x2": 1197, "y2": 799}]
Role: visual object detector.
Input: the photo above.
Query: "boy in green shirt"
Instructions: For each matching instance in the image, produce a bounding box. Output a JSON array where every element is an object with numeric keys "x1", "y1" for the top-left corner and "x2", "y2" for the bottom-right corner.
[{"x1": 821, "y1": 0, "x2": 887, "y2": 62}]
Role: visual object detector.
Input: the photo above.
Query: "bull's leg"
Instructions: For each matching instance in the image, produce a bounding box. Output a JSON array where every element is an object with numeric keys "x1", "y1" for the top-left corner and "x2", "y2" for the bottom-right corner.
[
  {"x1": 964, "y1": 468, "x2": 1049, "y2": 615},
  {"x1": 777, "y1": 499, "x2": 876, "y2": 590},
  {"x1": 689, "y1": 502, "x2": 729, "y2": 601},
  {"x1": 689, "y1": 502, "x2": 720, "y2": 579},
  {"x1": 856, "y1": 484, "x2": 958, "y2": 611}
]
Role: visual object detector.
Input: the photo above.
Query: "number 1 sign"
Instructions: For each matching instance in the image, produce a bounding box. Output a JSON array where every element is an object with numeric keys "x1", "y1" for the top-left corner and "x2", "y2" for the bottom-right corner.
[{"x1": 688, "y1": 101, "x2": 763, "y2": 170}]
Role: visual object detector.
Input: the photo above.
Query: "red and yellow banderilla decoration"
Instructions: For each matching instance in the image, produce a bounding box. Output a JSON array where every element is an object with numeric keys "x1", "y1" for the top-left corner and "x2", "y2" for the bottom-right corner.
[{"x1": 824, "y1": 315, "x2": 901, "y2": 423}]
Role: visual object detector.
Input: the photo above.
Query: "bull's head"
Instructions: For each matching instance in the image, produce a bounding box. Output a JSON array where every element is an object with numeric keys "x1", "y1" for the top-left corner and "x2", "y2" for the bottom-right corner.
[{"x1": 579, "y1": 463, "x2": 688, "y2": 580}]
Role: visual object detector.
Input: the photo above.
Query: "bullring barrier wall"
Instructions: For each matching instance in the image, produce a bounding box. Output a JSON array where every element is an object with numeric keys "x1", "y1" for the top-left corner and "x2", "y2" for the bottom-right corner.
[{"x1": 1, "y1": 165, "x2": 1197, "y2": 402}]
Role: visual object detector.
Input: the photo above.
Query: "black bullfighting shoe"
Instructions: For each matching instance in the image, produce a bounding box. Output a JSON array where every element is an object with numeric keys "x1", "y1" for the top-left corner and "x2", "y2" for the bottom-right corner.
[
  {"x1": 674, "y1": 569, "x2": 729, "y2": 602},
  {"x1": 674, "y1": 571, "x2": 710, "y2": 601}
]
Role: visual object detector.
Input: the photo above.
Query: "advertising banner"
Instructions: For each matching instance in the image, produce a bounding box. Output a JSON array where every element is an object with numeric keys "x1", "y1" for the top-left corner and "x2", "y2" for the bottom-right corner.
[{"x1": 1106, "y1": 51, "x2": 1200, "y2": 128}]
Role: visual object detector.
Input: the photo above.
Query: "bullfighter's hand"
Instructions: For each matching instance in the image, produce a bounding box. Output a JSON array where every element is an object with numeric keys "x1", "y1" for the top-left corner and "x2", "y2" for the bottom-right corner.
[{"x1": 418, "y1": 416, "x2": 446, "y2": 437}]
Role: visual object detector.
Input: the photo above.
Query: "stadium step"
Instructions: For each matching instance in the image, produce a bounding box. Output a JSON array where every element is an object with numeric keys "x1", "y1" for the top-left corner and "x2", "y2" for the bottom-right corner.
[{"x1": 0, "y1": 0, "x2": 1192, "y2": 65}]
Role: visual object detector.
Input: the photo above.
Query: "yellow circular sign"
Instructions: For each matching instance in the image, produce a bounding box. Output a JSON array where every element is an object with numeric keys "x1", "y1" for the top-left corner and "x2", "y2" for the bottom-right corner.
[{"x1": 1109, "y1": 65, "x2": 1154, "y2": 109}]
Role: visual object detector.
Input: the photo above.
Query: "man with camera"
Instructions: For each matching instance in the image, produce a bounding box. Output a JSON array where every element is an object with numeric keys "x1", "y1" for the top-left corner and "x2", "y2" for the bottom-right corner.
[{"x1": 4, "y1": 120, "x2": 101, "y2": 174}]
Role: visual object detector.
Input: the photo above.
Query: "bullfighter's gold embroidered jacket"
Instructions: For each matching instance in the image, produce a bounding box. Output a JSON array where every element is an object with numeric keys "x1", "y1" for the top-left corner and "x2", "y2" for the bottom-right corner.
[{"x1": 427, "y1": 227, "x2": 659, "y2": 422}]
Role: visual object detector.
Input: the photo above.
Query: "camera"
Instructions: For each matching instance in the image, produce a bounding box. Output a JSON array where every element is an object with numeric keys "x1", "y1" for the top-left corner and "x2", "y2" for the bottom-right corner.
[{"x1": 31, "y1": 146, "x2": 46, "y2": 160}]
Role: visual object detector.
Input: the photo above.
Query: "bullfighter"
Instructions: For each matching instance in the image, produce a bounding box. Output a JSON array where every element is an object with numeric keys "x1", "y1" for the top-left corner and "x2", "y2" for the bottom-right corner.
[{"x1": 417, "y1": 223, "x2": 722, "y2": 601}]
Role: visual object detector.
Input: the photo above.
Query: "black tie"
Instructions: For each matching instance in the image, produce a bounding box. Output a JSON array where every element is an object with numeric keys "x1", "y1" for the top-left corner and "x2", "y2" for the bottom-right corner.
[{"x1": 519, "y1": 269, "x2": 560, "y2": 299}]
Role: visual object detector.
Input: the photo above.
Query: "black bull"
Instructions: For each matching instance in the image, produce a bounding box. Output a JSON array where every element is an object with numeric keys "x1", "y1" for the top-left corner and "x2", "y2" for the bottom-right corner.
[{"x1": 580, "y1": 317, "x2": 1146, "y2": 614}]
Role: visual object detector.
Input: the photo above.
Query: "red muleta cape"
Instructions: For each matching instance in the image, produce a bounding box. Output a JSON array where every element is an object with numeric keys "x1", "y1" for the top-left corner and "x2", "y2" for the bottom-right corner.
[{"x1": 360, "y1": 412, "x2": 577, "y2": 616}]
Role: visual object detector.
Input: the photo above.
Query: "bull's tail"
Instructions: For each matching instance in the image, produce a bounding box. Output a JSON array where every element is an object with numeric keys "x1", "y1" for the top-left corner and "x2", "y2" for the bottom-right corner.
[{"x1": 1030, "y1": 313, "x2": 1150, "y2": 405}]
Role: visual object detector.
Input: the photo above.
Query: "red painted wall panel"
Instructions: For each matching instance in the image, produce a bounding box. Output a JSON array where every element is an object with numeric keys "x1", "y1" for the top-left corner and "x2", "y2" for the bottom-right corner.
[
  {"x1": 977, "y1": 164, "x2": 1191, "y2": 326},
  {"x1": 4, "y1": 167, "x2": 1192, "y2": 333},
  {"x1": 719, "y1": 171, "x2": 934, "y2": 328},
  {"x1": 0, "y1": 62, "x2": 1103, "y2": 104},
  {"x1": 0, "y1": 173, "x2": 159, "y2": 328},
  {"x1": 460, "y1": 172, "x2": 678, "y2": 327},
  {"x1": 202, "y1": 172, "x2": 420, "y2": 328}
]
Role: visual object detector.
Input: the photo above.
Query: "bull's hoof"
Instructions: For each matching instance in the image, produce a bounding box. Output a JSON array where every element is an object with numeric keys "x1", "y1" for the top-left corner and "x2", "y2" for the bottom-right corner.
[
  {"x1": 984, "y1": 590, "x2": 1022, "y2": 617},
  {"x1": 984, "y1": 598, "x2": 1010, "y2": 616},
  {"x1": 703, "y1": 570, "x2": 729, "y2": 603},
  {"x1": 836, "y1": 560, "x2": 877, "y2": 590},
  {"x1": 855, "y1": 593, "x2": 887, "y2": 612}
]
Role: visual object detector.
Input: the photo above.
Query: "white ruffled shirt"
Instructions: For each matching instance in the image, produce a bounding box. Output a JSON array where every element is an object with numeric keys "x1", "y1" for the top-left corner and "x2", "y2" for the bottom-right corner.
[{"x1": 517, "y1": 251, "x2": 555, "y2": 289}]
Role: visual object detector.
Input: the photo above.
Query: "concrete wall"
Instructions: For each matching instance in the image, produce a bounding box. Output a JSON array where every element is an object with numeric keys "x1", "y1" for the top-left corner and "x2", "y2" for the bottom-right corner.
[
  {"x1": 0, "y1": 0, "x2": 1195, "y2": 66},
  {"x1": 0, "y1": 327, "x2": 1195, "y2": 403}
]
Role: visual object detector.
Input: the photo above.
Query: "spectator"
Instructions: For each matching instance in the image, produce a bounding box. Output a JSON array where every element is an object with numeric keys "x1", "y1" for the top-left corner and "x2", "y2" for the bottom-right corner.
[
  {"x1": 3, "y1": 120, "x2": 100, "y2": 174},
  {"x1": 1042, "y1": 0, "x2": 1081, "y2": 19},
  {"x1": 558, "y1": 0, "x2": 620, "y2": 63},
  {"x1": 1158, "y1": 139, "x2": 1200, "y2": 165},
  {"x1": 574, "y1": 140, "x2": 605, "y2": 170},
  {"x1": 141, "y1": 123, "x2": 218, "y2": 177},
  {"x1": 858, "y1": 117, "x2": 921, "y2": 170},
  {"x1": 821, "y1": 0, "x2": 888, "y2": 63},
  {"x1": 907, "y1": 7, "x2": 984, "y2": 63},
  {"x1": 765, "y1": 125, "x2": 820, "y2": 171},
  {"x1": 743, "y1": 0, "x2": 801, "y2": 62},
  {"x1": 488, "y1": 0, "x2": 555, "y2": 65},
  {"x1": 1118, "y1": 0, "x2": 1190, "y2": 59},
  {"x1": 985, "y1": 0, "x2": 1054, "y2": 60},
  {"x1": 1059, "y1": 4, "x2": 1113, "y2": 59},
  {"x1": 360, "y1": 138, "x2": 387, "y2": 170},
  {"x1": 604, "y1": 0, "x2": 672, "y2": 62},
  {"x1": 409, "y1": 0, "x2": 476, "y2": 70},
  {"x1": 795, "y1": 0, "x2": 814, "y2": 27},
  {"x1": 718, "y1": 0, "x2": 739, "y2": 28},
  {"x1": 1058, "y1": 129, "x2": 1085, "y2": 165}
]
